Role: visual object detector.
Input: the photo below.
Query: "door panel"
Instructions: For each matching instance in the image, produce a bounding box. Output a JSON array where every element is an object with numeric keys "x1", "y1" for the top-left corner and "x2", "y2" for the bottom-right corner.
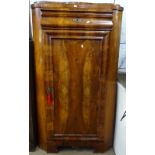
[
  {"x1": 43, "y1": 30, "x2": 110, "y2": 140},
  {"x1": 52, "y1": 39, "x2": 101, "y2": 135}
]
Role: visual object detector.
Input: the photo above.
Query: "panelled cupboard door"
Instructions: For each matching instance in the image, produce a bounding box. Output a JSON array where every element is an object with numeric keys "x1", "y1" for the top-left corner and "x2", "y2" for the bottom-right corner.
[
  {"x1": 32, "y1": 2, "x2": 123, "y2": 153},
  {"x1": 43, "y1": 30, "x2": 110, "y2": 139}
]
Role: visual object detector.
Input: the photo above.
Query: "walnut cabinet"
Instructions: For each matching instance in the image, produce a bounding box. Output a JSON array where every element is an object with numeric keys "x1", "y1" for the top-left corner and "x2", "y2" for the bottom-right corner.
[{"x1": 31, "y1": 2, "x2": 123, "y2": 153}]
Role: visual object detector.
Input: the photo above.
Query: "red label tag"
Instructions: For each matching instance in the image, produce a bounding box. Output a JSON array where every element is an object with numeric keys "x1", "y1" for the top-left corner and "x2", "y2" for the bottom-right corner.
[{"x1": 47, "y1": 94, "x2": 52, "y2": 105}]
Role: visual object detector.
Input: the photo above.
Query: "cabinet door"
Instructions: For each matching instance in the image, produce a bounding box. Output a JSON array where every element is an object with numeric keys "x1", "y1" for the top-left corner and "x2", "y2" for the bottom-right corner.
[{"x1": 43, "y1": 30, "x2": 110, "y2": 141}]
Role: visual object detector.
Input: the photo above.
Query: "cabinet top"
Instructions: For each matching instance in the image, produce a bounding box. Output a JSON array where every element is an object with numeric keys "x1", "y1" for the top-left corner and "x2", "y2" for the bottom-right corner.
[{"x1": 31, "y1": 1, "x2": 123, "y2": 12}]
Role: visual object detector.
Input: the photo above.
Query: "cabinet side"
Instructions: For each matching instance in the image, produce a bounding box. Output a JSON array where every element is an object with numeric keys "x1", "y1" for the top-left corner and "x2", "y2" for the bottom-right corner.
[
  {"x1": 103, "y1": 8, "x2": 123, "y2": 147},
  {"x1": 31, "y1": 7, "x2": 47, "y2": 150}
]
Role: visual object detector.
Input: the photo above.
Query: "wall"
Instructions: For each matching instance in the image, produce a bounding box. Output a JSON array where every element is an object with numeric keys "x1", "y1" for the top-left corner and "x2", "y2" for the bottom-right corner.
[
  {"x1": 115, "y1": 0, "x2": 126, "y2": 73},
  {"x1": 114, "y1": 82, "x2": 126, "y2": 155}
]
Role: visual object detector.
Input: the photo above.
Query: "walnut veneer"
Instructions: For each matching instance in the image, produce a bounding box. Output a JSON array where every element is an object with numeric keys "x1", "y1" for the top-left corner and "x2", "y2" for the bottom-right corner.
[{"x1": 31, "y1": 1, "x2": 123, "y2": 153}]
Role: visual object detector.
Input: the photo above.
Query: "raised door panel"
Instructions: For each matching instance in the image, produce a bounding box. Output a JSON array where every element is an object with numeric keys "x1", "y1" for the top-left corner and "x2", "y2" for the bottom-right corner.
[
  {"x1": 42, "y1": 30, "x2": 110, "y2": 141},
  {"x1": 53, "y1": 39, "x2": 99, "y2": 134}
]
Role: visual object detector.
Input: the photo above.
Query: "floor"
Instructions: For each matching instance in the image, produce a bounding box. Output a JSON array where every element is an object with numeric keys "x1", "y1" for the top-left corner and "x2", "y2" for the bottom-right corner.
[{"x1": 30, "y1": 147, "x2": 115, "y2": 155}]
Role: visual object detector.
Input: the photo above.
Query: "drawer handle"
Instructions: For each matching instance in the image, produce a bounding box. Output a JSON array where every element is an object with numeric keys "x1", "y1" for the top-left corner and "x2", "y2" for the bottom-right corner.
[{"x1": 72, "y1": 18, "x2": 81, "y2": 23}]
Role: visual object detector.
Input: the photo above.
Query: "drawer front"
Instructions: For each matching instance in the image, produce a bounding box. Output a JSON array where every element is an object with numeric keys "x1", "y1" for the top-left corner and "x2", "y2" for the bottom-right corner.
[{"x1": 41, "y1": 11, "x2": 113, "y2": 30}]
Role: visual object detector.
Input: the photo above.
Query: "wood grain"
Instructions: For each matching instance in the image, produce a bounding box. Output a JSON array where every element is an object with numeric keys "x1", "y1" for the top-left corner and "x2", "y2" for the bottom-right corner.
[{"x1": 31, "y1": 2, "x2": 123, "y2": 153}]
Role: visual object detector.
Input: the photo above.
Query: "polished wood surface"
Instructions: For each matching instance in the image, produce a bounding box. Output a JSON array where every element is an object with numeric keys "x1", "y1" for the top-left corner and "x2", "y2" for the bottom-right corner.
[
  {"x1": 31, "y1": 1, "x2": 123, "y2": 11},
  {"x1": 31, "y1": 2, "x2": 123, "y2": 153}
]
